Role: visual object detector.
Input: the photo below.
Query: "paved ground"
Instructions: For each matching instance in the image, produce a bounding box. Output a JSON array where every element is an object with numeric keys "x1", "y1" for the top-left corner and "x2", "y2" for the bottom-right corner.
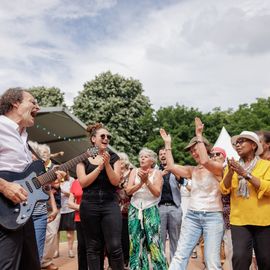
[{"x1": 54, "y1": 241, "x2": 205, "y2": 270}]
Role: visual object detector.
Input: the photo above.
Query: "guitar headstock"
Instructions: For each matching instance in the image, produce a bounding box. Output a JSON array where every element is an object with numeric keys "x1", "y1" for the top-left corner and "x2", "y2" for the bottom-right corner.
[{"x1": 87, "y1": 146, "x2": 99, "y2": 158}]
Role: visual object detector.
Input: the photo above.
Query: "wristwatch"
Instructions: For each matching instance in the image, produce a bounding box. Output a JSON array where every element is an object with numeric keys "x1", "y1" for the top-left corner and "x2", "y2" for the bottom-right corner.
[{"x1": 244, "y1": 173, "x2": 252, "y2": 181}]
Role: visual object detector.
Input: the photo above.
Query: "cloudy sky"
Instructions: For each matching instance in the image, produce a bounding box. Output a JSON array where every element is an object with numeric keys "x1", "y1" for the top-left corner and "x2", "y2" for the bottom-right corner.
[{"x1": 0, "y1": 0, "x2": 270, "y2": 111}]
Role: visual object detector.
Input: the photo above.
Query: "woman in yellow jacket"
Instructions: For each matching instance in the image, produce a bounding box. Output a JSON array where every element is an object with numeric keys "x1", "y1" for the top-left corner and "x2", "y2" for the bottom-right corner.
[{"x1": 220, "y1": 131, "x2": 270, "y2": 270}]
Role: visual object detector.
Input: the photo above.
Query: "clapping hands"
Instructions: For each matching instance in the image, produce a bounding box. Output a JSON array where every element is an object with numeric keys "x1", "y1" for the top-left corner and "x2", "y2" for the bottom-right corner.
[
  {"x1": 227, "y1": 157, "x2": 246, "y2": 177},
  {"x1": 138, "y1": 168, "x2": 149, "y2": 184}
]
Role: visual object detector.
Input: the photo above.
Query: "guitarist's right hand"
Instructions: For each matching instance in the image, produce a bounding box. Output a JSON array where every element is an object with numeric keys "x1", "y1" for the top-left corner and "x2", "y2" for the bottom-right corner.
[{"x1": 0, "y1": 179, "x2": 28, "y2": 204}]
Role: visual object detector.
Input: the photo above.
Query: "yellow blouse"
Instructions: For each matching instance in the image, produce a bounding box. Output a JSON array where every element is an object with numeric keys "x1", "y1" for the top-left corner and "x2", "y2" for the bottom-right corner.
[{"x1": 220, "y1": 159, "x2": 270, "y2": 226}]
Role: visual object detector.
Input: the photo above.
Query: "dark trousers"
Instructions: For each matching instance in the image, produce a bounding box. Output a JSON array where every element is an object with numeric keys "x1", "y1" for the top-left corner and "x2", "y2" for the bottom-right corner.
[
  {"x1": 0, "y1": 218, "x2": 40, "y2": 270},
  {"x1": 121, "y1": 216, "x2": 130, "y2": 265},
  {"x1": 80, "y1": 196, "x2": 124, "y2": 270},
  {"x1": 231, "y1": 224, "x2": 270, "y2": 270},
  {"x1": 76, "y1": 222, "x2": 88, "y2": 270}
]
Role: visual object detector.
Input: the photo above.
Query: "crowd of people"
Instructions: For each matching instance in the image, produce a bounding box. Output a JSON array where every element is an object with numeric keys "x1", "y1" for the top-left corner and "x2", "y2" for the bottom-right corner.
[{"x1": 1, "y1": 87, "x2": 270, "y2": 270}]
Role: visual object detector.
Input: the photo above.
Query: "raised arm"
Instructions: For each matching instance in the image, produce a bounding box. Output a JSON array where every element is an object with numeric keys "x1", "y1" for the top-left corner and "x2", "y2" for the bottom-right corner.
[
  {"x1": 159, "y1": 128, "x2": 192, "y2": 179},
  {"x1": 194, "y1": 117, "x2": 223, "y2": 177}
]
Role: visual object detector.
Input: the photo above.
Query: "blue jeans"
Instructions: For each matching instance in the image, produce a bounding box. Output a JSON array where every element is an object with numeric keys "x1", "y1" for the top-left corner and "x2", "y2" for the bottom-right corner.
[
  {"x1": 33, "y1": 214, "x2": 47, "y2": 262},
  {"x1": 169, "y1": 210, "x2": 224, "y2": 270}
]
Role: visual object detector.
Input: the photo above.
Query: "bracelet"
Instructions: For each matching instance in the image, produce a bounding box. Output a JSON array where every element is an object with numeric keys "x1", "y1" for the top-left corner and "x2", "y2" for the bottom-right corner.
[
  {"x1": 165, "y1": 148, "x2": 172, "y2": 151},
  {"x1": 146, "y1": 181, "x2": 150, "y2": 186}
]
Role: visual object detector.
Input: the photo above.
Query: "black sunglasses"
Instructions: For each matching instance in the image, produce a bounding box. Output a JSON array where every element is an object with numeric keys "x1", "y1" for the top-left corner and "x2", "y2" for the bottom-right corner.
[
  {"x1": 233, "y1": 138, "x2": 249, "y2": 147},
  {"x1": 100, "y1": 134, "x2": 112, "y2": 140},
  {"x1": 210, "y1": 152, "x2": 222, "y2": 158}
]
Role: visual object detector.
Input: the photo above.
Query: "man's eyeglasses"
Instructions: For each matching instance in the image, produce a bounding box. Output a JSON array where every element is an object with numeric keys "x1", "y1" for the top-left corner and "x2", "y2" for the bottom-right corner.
[
  {"x1": 233, "y1": 138, "x2": 249, "y2": 147},
  {"x1": 100, "y1": 134, "x2": 112, "y2": 140},
  {"x1": 210, "y1": 152, "x2": 222, "y2": 158}
]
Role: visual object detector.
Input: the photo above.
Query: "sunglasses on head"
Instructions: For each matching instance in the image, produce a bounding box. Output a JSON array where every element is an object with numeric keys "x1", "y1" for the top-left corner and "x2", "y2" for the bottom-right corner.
[
  {"x1": 100, "y1": 134, "x2": 112, "y2": 140},
  {"x1": 210, "y1": 152, "x2": 222, "y2": 158}
]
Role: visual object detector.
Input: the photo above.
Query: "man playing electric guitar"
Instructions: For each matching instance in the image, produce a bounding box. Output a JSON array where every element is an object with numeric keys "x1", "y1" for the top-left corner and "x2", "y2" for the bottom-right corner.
[{"x1": 0, "y1": 88, "x2": 66, "y2": 270}]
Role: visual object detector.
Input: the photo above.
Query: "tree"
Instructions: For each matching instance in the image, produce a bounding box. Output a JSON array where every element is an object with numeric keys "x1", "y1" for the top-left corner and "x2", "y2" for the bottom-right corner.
[
  {"x1": 202, "y1": 107, "x2": 231, "y2": 143},
  {"x1": 226, "y1": 97, "x2": 270, "y2": 136},
  {"x1": 29, "y1": 86, "x2": 66, "y2": 107},
  {"x1": 72, "y1": 71, "x2": 154, "y2": 163},
  {"x1": 145, "y1": 104, "x2": 203, "y2": 165}
]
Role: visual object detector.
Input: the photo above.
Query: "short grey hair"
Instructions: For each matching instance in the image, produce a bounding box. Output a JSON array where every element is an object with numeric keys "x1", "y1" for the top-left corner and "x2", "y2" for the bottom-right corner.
[
  {"x1": 118, "y1": 152, "x2": 132, "y2": 169},
  {"x1": 139, "y1": 148, "x2": 157, "y2": 168}
]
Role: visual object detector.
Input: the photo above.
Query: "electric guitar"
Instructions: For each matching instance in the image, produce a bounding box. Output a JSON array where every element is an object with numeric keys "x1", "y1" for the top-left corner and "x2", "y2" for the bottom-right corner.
[{"x1": 0, "y1": 147, "x2": 98, "y2": 230}]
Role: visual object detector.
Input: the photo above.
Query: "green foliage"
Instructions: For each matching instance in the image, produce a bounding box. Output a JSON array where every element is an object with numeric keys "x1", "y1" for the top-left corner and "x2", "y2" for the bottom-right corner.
[
  {"x1": 145, "y1": 105, "x2": 203, "y2": 165},
  {"x1": 29, "y1": 75, "x2": 270, "y2": 168},
  {"x1": 29, "y1": 86, "x2": 66, "y2": 107},
  {"x1": 226, "y1": 98, "x2": 270, "y2": 135},
  {"x1": 72, "y1": 71, "x2": 154, "y2": 163},
  {"x1": 145, "y1": 97, "x2": 270, "y2": 165},
  {"x1": 202, "y1": 107, "x2": 230, "y2": 143}
]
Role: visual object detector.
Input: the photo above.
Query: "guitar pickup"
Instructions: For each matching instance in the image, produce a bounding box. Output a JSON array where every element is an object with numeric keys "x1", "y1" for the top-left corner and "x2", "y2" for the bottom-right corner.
[
  {"x1": 25, "y1": 181, "x2": 33, "y2": 193},
  {"x1": 32, "y1": 178, "x2": 41, "y2": 189}
]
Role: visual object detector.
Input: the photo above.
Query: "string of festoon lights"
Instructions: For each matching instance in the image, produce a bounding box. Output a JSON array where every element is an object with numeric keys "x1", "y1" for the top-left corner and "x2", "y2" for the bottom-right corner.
[{"x1": 35, "y1": 124, "x2": 88, "y2": 142}]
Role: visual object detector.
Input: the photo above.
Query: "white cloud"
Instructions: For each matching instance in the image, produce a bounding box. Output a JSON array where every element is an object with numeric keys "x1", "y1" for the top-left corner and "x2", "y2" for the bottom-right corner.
[{"x1": 0, "y1": 0, "x2": 270, "y2": 112}]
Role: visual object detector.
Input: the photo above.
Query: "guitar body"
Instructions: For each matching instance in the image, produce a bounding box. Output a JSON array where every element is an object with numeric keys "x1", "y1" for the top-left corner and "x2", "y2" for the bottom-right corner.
[
  {"x1": 0, "y1": 147, "x2": 98, "y2": 231},
  {"x1": 0, "y1": 160, "x2": 48, "y2": 230}
]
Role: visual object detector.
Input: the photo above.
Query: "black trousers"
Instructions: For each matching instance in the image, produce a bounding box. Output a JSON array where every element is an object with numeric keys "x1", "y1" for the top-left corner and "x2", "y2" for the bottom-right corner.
[
  {"x1": 0, "y1": 218, "x2": 40, "y2": 270},
  {"x1": 121, "y1": 216, "x2": 130, "y2": 265},
  {"x1": 80, "y1": 193, "x2": 124, "y2": 270},
  {"x1": 76, "y1": 222, "x2": 88, "y2": 270},
  {"x1": 231, "y1": 224, "x2": 270, "y2": 270}
]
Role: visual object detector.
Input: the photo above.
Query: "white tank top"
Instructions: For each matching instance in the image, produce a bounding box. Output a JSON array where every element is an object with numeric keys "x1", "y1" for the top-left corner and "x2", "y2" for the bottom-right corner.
[
  {"x1": 189, "y1": 167, "x2": 223, "y2": 212},
  {"x1": 130, "y1": 169, "x2": 161, "y2": 210}
]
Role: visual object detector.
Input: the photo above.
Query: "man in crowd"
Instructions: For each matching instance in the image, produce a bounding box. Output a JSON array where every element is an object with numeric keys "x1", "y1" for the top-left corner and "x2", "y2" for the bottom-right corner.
[{"x1": 158, "y1": 147, "x2": 183, "y2": 262}]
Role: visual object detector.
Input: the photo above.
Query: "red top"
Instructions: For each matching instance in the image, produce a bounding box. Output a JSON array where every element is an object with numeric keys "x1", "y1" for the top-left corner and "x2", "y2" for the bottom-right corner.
[{"x1": 70, "y1": 179, "x2": 83, "y2": 222}]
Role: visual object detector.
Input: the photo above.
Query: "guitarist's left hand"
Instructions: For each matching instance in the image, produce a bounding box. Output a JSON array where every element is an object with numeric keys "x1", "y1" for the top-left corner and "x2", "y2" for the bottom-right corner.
[{"x1": 55, "y1": 170, "x2": 66, "y2": 181}]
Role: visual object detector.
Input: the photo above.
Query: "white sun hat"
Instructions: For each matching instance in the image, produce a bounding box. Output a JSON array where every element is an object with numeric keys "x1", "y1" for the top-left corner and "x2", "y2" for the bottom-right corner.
[{"x1": 231, "y1": 131, "x2": 263, "y2": 156}]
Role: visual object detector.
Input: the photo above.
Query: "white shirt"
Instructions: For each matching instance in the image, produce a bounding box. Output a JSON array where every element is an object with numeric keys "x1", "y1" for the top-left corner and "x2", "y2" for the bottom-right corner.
[
  {"x1": 131, "y1": 169, "x2": 161, "y2": 210},
  {"x1": 0, "y1": 115, "x2": 32, "y2": 172},
  {"x1": 189, "y1": 167, "x2": 223, "y2": 212},
  {"x1": 60, "y1": 178, "x2": 75, "y2": 214}
]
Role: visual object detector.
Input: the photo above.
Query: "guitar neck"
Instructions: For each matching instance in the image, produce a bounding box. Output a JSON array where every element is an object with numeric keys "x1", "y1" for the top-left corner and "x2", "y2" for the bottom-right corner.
[{"x1": 37, "y1": 151, "x2": 90, "y2": 185}]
